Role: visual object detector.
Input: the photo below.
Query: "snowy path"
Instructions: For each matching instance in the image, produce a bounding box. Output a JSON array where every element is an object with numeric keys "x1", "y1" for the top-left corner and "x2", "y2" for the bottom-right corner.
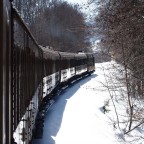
[{"x1": 32, "y1": 62, "x2": 123, "y2": 144}]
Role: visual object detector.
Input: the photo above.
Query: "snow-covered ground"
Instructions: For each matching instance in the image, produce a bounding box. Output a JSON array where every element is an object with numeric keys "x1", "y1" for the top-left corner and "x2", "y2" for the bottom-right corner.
[{"x1": 33, "y1": 61, "x2": 144, "y2": 144}]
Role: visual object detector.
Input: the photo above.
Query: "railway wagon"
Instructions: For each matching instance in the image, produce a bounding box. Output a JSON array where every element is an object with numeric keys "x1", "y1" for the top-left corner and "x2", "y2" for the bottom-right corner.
[
  {"x1": 75, "y1": 53, "x2": 88, "y2": 76},
  {"x1": 86, "y1": 53, "x2": 95, "y2": 73},
  {"x1": 59, "y1": 51, "x2": 75, "y2": 83},
  {"x1": 41, "y1": 47, "x2": 60, "y2": 98}
]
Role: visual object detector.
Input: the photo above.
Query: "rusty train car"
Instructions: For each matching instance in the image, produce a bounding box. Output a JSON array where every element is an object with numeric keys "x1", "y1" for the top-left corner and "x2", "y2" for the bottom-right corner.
[{"x1": 0, "y1": 0, "x2": 95, "y2": 144}]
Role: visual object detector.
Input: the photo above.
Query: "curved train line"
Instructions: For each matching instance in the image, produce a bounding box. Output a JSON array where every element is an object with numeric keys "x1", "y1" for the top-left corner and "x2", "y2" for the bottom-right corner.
[{"x1": 0, "y1": 1, "x2": 95, "y2": 144}]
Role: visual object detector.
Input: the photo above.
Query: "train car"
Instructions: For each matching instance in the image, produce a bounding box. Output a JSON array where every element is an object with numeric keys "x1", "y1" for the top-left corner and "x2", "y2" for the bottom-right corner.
[
  {"x1": 40, "y1": 47, "x2": 60, "y2": 98},
  {"x1": 0, "y1": 0, "x2": 12, "y2": 144},
  {"x1": 86, "y1": 53, "x2": 95, "y2": 73},
  {"x1": 75, "y1": 53, "x2": 88, "y2": 76},
  {"x1": 59, "y1": 52, "x2": 75, "y2": 83},
  {"x1": 12, "y1": 7, "x2": 44, "y2": 144}
]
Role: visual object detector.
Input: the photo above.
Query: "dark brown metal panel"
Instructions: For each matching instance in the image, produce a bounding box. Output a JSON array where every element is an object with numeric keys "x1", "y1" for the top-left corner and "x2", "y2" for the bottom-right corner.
[
  {"x1": 11, "y1": 5, "x2": 44, "y2": 142},
  {"x1": 0, "y1": 0, "x2": 12, "y2": 144},
  {"x1": 0, "y1": 1, "x2": 6, "y2": 143},
  {"x1": 6, "y1": 2, "x2": 12, "y2": 143},
  {"x1": 86, "y1": 53, "x2": 95, "y2": 72}
]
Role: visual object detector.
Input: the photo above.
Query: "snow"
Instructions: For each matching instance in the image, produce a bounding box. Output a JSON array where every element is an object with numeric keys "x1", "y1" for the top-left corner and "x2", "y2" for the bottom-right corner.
[{"x1": 33, "y1": 61, "x2": 144, "y2": 144}]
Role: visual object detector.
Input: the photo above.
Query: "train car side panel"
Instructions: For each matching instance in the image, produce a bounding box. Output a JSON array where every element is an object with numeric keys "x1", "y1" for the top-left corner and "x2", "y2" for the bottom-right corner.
[
  {"x1": 0, "y1": 0, "x2": 12, "y2": 143},
  {"x1": 75, "y1": 53, "x2": 87, "y2": 75},
  {"x1": 42, "y1": 48, "x2": 60, "y2": 98},
  {"x1": 86, "y1": 53, "x2": 95, "y2": 73},
  {"x1": 12, "y1": 7, "x2": 44, "y2": 143},
  {"x1": 59, "y1": 52, "x2": 75, "y2": 83}
]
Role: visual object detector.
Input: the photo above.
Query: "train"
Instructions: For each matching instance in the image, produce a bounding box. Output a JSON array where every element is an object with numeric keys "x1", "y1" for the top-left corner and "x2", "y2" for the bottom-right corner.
[{"x1": 0, "y1": 0, "x2": 95, "y2": 144}]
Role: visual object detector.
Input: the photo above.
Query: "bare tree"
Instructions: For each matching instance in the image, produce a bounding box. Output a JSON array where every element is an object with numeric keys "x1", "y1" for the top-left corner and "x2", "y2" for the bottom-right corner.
[
  {"x1": 92, "y1": 0, "x2": 144, "y2": 140},
  {"x1": 28, "y1": 1, "x2": 91, "y2": 52}
]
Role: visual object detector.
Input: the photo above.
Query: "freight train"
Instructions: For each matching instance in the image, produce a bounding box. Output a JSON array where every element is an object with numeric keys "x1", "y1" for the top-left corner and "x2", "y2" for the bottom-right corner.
[{"x1": 0, "y1": 1, "x2": 95, "y2": 144}]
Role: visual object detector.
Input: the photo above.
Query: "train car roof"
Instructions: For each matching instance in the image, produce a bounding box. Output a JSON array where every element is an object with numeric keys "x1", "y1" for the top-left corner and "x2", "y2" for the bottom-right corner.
[
  {"x1": 85, "y1": 53, "x2": 94, "y2": 57},
  {"x1": 40, "y1": 46, "x2": 59, "y2": 59},
  {"x1": 39, "y1": 45, "x2": 90, "y2": 59},
  {"x1": 75, "y1": 52, "x2": 87, "y2": 58},
  {"x1": 59, "y1": 51, "x2": 75, "y2": 59}
]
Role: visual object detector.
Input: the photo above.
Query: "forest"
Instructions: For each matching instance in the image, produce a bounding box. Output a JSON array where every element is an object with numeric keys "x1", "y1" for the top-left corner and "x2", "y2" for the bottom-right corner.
[
  {"x1": 92, "y1": 0, "x2": 144, "y2": 137},
  {"x1": 13, "y1": 0, "x2": 91, "y2": 52},
  {"x1": 94, "y1": 0, "x2": 144, "y2": 98}
]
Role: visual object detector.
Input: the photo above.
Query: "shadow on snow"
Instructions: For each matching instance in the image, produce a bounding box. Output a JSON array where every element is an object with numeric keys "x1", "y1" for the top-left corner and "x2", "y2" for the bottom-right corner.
[{"x1": 32, "y1": 73, "x2": 97, "y2": 144}]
